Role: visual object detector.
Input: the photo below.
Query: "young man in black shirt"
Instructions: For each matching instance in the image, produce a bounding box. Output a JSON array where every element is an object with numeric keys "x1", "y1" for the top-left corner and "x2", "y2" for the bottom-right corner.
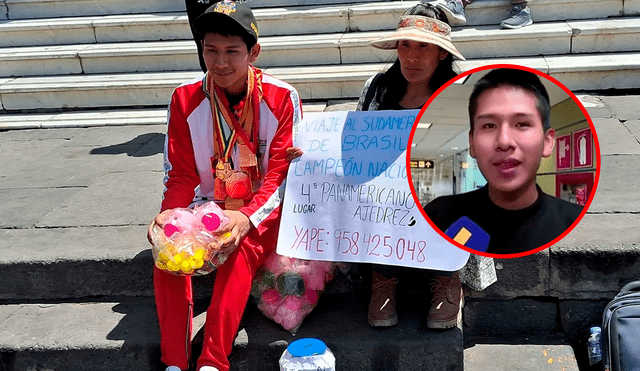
[{"x1": 424, "y1": 68, "x2": 584, "y2": 255}]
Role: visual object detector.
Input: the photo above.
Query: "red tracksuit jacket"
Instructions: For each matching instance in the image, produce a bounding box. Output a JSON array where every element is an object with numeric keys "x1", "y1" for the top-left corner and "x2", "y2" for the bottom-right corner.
[{"x1": 161, "y1": 72, "x2": 302, "y2": 234}]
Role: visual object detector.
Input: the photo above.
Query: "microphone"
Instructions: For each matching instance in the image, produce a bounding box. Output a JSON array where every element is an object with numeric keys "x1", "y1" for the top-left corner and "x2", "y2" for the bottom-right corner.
[{"x1": 444, "y1": 216, "x2": 490, "y2": 253}]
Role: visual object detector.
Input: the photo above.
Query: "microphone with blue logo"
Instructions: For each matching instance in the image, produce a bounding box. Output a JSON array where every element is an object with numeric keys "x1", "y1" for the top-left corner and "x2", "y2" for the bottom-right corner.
[{"x1": 444, "y1": 216, "x2": 490, "y2": 253}]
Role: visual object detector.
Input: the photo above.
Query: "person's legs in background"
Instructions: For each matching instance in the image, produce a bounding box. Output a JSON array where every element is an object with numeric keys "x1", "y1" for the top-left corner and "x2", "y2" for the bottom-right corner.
[
  {"x1": 500, "y1": 0, "x2": 533, "y2": 28},
  {"x1": 432, "y1": 0, "x2": 533, "y2": 29},
  {"x1": 432, "y1": 0, "x2": 471, "y2": 26}
]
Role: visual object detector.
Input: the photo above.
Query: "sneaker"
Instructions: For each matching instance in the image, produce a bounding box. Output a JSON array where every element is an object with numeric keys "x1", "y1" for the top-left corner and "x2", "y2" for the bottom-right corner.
[
  {"x1": 165, "y1": 367, "x2": 181, "y2": 371},
  {"x1": 427, "y1": 272, "x2": 464, "y2": 329},
  {"x1": 500, "y1": 4, "x2": 533, "y2": 29},
  {"x1": 199, "y1": 367, "x2": 220, "y2": 371},
  {"x1": 368, "y1": 271, "x2": 400, "y2": 327},
  {"x1": 433, "y1": 0, "x2": 467, "y2": 26}
]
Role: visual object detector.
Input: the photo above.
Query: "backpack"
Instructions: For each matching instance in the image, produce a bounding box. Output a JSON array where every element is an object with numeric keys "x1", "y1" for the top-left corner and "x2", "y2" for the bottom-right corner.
[{"x1": 602, "y1": 280, "x2": 640, "y2": 371}]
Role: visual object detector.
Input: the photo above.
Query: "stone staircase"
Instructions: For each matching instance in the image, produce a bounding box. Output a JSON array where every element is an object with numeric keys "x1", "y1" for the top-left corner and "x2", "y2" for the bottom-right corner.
[
  {"x1": 1, "y1": 0, "x2": 640, "y2": 126},
  {"x1": 2, "y1": 0, "x2": 640, "y2": 370}
]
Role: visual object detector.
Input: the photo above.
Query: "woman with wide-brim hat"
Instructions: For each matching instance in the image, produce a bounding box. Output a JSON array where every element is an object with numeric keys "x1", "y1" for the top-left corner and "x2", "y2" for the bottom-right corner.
[
  {"x1": 357, "y1": 2, "x2": 464, "y2": 112},
  {"x1": 356, "y1": 3, "x2": 495, "y2": 331}
]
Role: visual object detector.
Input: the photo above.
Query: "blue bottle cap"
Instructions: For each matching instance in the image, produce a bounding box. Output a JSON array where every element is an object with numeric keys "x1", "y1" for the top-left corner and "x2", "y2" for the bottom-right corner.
[
  {"x1": 590, "y1": 326, "x2": 601, "y2": 333},
  {"x1": 287, "y1": 338, "x2": 326, "y2": 357}
]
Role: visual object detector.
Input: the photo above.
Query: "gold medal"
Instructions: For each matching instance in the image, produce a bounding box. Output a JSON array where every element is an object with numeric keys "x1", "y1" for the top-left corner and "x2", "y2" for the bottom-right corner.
[
  {"x1": 238, "y1": 142, "x2": 257, "y2": 168},
  {"x1": 215, "y1": 160, "x2": 233, "y2": 181},
  {"x1": 207, "y1": 67, "x2": 264, "y2": 208}
]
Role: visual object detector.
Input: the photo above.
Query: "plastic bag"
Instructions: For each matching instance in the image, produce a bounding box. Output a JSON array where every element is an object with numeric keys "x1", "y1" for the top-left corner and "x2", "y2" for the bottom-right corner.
[
  {"x1": 149, "y1": 201, "x2": 230, "y2": 276},
  {"x1": 252, "y1": 252, "x2": 337, "y2": 334}
]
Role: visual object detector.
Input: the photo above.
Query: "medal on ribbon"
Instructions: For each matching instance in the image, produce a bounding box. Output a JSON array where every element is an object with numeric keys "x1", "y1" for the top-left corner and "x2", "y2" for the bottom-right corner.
[{"x1": 206, "y1": 67, "x2": 263, "y2": 210}]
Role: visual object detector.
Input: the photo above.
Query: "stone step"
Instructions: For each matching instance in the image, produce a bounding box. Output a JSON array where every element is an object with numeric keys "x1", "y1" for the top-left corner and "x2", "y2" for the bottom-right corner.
[
  {"x1": 0, "y1": 37, "x2": 348, "y2": 77},
  {"x1": 3, "y1": 0, "x2": 183, "y2": 19},
  {"x1": 0, "y1": 221, "x2": 582, "y2": 346},
  {"x1": 464, "y1": 345, "x2": 579, "y2": 371},
  {"x1": 8, "y1": 0, "x2": 633, "y2": 22},
  {"x1": 0, "y1": 66, "x2": 383, "y2": 111},
  {"x1": 0, "y1": 297, "x2": 584, "y2": 370},
  {"x1": 2, "y1": 0, "x2": 638, "y2": 48},
  {"x1": 3, "y1": 218, "x2": 639, "y2": 303},
  {"x1": 0, "y1": 108, "x2": 170, "y2": 130},
  {"x1": 0, "y1": 2, "x2": 417, "y2": 47},
  {"x1": 0, "y1": 223, "x2": 602, "y2": 370},
  {"x1": 2, "y1": 0, "x2": 390, "y2": 20},
  {"x1": 0, "y1": 103, "x2": 333, "y2": 131},
  {"x1": 0, "y1": 295, "x2": 463, "y2": 371},
  {"x1": 3, "y1": 53, "x2": 640, "y2": 112},
  {"x1": 2, "y1": 17, "x2": 639, "y2": 78}
]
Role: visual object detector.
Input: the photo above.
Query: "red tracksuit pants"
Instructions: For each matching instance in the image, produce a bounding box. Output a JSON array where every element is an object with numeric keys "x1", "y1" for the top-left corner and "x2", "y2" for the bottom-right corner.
[{"x1": 154, "y1": 227, "x2": 276, "y2": 371}]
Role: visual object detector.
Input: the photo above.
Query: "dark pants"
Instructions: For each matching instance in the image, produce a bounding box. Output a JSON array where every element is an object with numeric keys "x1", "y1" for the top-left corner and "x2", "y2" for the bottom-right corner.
[
  {"x1": 185, "y1": 0, "x2": 215, "y2": 73},
  {"x1": 372, "y1": 264, "x2": 455, "y2": 279}
]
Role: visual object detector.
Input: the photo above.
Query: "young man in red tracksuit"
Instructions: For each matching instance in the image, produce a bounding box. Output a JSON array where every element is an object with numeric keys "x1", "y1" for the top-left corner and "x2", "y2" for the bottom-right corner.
[{"x1": 149, "y1": 2, "x2": 302, "y2": 370}]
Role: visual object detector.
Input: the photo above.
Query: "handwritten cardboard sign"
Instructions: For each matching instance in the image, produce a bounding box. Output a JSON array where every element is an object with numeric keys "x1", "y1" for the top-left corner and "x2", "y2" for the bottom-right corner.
[{"x1": 277, "y1": 110, "x2": 469, "y2": 271}]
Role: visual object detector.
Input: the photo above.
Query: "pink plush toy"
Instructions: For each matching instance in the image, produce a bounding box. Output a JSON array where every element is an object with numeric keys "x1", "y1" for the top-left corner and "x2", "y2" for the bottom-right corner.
[
  {"x1": 251, "y1": 252, "x2": 338, "y2": 334},
  {"x1": 164, "y1": 209, "x2": 197, "y2": 235},
  {"x1": 150, "y1": 201, "x2": 230, "y2": 276},
  {"x1": 194, "y1": 202, "x2": 229, "y2": 232}
]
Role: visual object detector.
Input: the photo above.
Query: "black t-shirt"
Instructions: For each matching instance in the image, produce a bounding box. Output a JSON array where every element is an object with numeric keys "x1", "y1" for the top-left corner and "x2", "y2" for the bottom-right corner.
[{"x1": 423, "y1": 185, "x2": 584, "y2": 255}]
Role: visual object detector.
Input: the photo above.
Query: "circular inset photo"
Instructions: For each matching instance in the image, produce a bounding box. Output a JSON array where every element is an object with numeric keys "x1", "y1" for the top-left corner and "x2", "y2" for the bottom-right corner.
[{"x1": 407, "y1": 64, "x2": 600, "y2": 258}]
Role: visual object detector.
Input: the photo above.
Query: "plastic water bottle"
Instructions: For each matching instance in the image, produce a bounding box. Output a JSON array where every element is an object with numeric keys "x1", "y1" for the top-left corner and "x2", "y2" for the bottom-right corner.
[
  {"x1": 279, "y1": 338, "x2": 335, "y2": 371},
  {"x1": 587, "y1": 326, "x2": 602, "y2": 366}
]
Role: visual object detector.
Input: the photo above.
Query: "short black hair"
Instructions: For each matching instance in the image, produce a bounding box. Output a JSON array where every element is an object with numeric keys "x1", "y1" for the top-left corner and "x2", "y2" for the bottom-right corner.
[
  {"x1": 468, "y1": 68, "x2": 551, "y2": 132},
  {"x1": 199, "y1": 16, "x2": 257, "y2": 51}
]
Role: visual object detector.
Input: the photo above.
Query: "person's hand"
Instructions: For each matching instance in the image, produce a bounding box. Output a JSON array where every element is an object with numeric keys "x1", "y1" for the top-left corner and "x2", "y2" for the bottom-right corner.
[
  {"x1": 147, "y1": 209, "x2": 173, "y2": 245},
  {"x1": 286, "y1": 146, "x2": 304, "y2": 162},
  {"x1": 218, "y1": 210, "x2": 253, "y2": 254}
]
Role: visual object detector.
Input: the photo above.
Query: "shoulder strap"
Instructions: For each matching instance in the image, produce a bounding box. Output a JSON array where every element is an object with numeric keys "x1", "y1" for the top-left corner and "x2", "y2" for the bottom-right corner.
[
  {"x1": 362, "y1": 73, "x2": 383, "y2": 111},
  {"x1": 617, "y1": 281, "x2": 640, "y2": 297}
]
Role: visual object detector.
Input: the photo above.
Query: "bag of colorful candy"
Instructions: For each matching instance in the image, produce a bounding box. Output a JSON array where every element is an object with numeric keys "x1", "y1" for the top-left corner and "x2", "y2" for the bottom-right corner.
[
  {"x1": 251, "y1": 252, "x2": 338, "y2": 334},
  {"x1": 149, "y1": 201, "x2": 230, "y2": 276}
]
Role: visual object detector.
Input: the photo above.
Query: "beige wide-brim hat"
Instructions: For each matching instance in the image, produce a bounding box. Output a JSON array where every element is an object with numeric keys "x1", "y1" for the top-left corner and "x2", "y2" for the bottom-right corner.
[{"x1": 369, "y1": 15, "x2": 465, "y2": 61}]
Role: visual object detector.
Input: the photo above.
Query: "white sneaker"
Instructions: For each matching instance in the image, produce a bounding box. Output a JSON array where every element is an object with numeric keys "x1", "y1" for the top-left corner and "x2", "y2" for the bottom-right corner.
[
  {"x1": 165, "y1": 367, "x2": 181, "y2": 371},
  {"x1": 199, "y1": 367, "x2": 220, "y2": 371}
]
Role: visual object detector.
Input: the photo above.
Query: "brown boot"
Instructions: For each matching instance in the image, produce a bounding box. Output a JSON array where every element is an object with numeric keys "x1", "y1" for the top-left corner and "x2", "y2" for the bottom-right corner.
[
  {"x1": 427, "y1": 272, "x2": 464, "y2": 329},
  {"x1": 368, "y1": 271, "x2": 399, "y2": 327}
]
